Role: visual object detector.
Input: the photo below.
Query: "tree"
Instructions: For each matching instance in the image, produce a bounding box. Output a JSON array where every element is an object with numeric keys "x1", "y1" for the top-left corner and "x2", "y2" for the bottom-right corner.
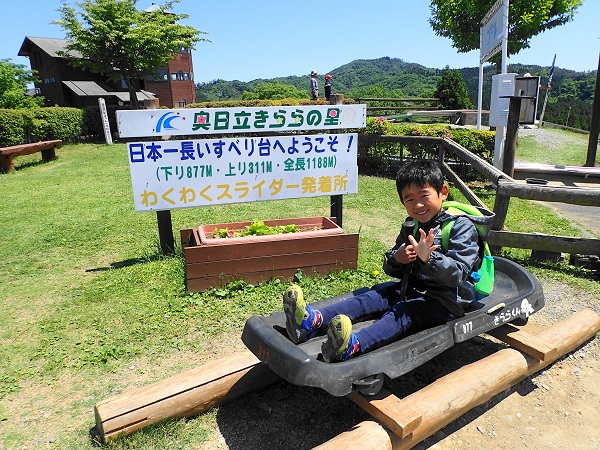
[
  {"x1": 434, "y1": 66, "x2": 473, "y2": 110},
  {"x1": 429, "y1": 0, "x2": 583, "y2": 67},
  {"x1": 241, "y1": 82, "x2": 309, "y2": 100},
  {"x1": 0, "y1": 59, "x2": 44, "y2": 109},
  {"x1": 55, "y1": 0, "x2": 207, "y2": 108}
]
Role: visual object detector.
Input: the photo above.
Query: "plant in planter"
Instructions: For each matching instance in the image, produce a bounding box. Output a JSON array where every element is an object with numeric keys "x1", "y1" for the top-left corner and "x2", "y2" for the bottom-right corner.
[
  {"x1": 212, "y1": 220, "x2": 301, "y2": 239},
  {"x1": 180, "y1": 217, "x2": 359, "y2": 293}
]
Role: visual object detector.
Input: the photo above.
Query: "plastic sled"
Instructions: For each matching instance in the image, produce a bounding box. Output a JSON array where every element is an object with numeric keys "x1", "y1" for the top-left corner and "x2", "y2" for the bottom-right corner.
[{"x1": 241, "y1": 257, "x2": 544, "y2": 397}]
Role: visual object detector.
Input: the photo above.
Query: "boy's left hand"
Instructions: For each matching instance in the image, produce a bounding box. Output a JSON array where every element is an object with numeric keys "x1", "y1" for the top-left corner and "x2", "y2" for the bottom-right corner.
[{"x1": 408, "y1": 228, "x2": 439, "y2": 263}]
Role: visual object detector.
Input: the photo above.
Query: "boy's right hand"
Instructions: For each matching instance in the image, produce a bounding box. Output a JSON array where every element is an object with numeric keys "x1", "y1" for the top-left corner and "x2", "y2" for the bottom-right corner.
[{"x1": 394, "y1": 243, "x2": 417, "y2": 265}]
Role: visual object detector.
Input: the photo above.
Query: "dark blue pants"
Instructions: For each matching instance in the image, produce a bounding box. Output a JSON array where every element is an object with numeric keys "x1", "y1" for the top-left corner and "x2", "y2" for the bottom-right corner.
[{"x1": 319, "y1": 283, "x2": 457, "y2": 353}]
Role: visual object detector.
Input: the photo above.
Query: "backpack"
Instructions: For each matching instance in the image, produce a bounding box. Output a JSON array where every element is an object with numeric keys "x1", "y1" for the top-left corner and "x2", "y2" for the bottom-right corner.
[{"x1": 413, "y1": 201, "x2": 495, "y2": 297}]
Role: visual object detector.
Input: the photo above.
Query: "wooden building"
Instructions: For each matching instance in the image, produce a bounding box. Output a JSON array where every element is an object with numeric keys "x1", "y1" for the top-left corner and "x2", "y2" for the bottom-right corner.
[{"x1": 18, "y1": 36, "x2": 196, "y2": 109}]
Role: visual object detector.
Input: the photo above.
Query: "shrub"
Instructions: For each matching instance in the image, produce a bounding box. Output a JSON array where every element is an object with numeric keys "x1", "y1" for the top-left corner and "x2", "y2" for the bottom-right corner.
[
  {"x1": 29, "y1": 107, "x2": 84, "y2": 141},
  {"x1": 0, "y1": 109, "x2": 27, "y2": 146},
  {"x1": 0, "y1": 107, "x2": 84, "y2": 146}
]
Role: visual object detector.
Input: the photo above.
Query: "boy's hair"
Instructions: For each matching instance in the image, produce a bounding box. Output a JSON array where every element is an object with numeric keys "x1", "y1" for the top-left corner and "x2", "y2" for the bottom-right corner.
[{"x1": 395, "y1": 160, "x2": 444, "y2": 202}]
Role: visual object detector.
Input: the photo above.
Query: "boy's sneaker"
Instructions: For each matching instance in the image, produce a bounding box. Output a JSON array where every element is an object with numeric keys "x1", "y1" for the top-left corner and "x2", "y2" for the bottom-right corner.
[
  {"x1": 283, "y1": 285, "x2": 322, "y2": 343},
  {"x1": 321, "y1": 314, "x2": 360, "y2": 362}
]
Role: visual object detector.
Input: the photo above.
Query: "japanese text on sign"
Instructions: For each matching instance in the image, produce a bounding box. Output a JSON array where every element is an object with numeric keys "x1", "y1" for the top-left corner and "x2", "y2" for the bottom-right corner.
[
  {"x1": 117, "y1": 105, "x2": 366, "y2": 138},
  {"x1": 128, "y1": 133, "x2": 358, "y2": 211}
]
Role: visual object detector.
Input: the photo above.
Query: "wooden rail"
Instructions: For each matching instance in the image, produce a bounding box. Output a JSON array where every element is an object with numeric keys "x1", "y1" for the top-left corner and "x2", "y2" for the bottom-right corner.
[
  {"x1": 358, "y1": 134, "x2": 600, "y2": 256},
  {"x1": 355, "y1": 97, "x2": 441, "y2": 116}
]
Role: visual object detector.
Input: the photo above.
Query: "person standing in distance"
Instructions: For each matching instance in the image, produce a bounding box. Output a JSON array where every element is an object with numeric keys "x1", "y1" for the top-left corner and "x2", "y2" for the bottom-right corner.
[
  {"x1": 324, "y1": 74, "x2": 332, "y2": 101},
  {"x1": 310, "y1": 70, "x2": 319, "y2": 100}
]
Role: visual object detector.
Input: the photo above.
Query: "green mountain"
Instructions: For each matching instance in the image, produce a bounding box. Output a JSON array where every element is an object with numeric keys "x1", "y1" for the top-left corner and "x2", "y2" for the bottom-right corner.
[{"x1": 196, "y1": 57, "x2": 597, "y2": 130}]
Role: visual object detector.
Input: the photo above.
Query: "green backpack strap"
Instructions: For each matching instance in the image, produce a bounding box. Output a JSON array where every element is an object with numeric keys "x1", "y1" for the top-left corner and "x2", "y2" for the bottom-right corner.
[{"x1": 440, "y1": 201, "x2": 495, "y2": 297}]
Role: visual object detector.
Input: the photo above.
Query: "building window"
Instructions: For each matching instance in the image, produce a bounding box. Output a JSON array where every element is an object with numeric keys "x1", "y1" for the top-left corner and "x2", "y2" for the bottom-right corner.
[
  {"x1": 148, "y1": 68, "x2": 168, "y2": 81},
  {"x1": 171, "y1": 73, "x2": 177, "y2": 81}
]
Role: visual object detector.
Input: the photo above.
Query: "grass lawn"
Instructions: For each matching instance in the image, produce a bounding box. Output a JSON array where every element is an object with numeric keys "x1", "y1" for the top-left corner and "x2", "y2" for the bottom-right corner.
[{"x1": 0, "y1": 133, "x2": 598, "y2": 449}]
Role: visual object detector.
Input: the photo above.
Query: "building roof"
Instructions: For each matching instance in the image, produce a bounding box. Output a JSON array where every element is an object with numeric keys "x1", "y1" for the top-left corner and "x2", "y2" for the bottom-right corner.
[
  {"x1": 19, "y1": 36, "x2": 81, "y2": 59},
  {"x1": 62, "y1": 81, "x2": 156, "y2": 101}
]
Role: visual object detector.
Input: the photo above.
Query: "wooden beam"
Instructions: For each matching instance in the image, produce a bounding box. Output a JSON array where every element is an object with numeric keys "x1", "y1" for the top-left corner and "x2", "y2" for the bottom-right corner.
[
  {"x1": 486, "y1": 324, "x2": 558, "y2": 361},
  {"x1": 315, "y1": 308, "x2": 600, "y2": 450},
  {"x1": 350, "y1": 389, "x2": 422, "y2": 439},
  {"x1": 487, "y1": 230, "x2": 600, "y2": 254},
  {"x1": 496, "y1": 180, "x2": 600, "y2": 206},
  {"x1": 94, "y1": 350, "x2": 279, "y2": 443}
]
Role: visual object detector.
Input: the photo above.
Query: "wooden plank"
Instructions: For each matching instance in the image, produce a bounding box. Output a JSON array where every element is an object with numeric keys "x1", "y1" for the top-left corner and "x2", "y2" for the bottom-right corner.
[
  {"x1": 186, "y1": 261, "x2": 357, "y2": 292},
  {"x1": 487, "y1": 230, "x2": 600, "y2": 254},
  {"x1": 94, "y1": 350, "x2": 280, "y2": 443},
  {"x1": 350, "y1": 389, "x2": 422, "y2": 439},
  {"x1": 486, "y1": 324, "x2": 558, "y2": 361},
  {"x1": 496, "y1": 180, "x2": 600, "y2": 206},
  {"x1": 355, "y1": 97, "x2": 439, "y2": 102},
  {"x1": 182, "y1": 233, "x2": 359, "y2": 264},
  {"x1": 185, "y1": 247, "x2": 359, "y2": 279}
]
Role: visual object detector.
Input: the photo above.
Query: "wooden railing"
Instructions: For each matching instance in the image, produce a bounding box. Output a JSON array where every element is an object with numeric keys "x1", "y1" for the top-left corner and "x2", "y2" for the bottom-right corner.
[
  {"x1": 355, "y1": 97, "x2": 439, "y2": 114},
  {"x1": 358, "y1": 134, "x2": 600, "y2": 255}
]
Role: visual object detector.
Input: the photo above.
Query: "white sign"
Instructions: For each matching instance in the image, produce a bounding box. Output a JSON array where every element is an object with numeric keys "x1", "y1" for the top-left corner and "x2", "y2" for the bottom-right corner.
[
  {"x1": 127, "y1": 133, "x2": 358, "y2": 211},
  {"x1": 480, "y1": 0, "x2": 508, "y2": 64},
  {"x1": 116, "y1": 105, "x2": 366, "y2": 138}
]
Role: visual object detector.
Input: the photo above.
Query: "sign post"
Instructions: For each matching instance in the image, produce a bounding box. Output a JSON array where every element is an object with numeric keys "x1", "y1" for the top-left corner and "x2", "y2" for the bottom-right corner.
[
  {"x1": 98, "y1": 98, "x2": 113, "y2": 145},
  {"x1": 479, "y1": 0, "x2": 510, "y2": 168}
]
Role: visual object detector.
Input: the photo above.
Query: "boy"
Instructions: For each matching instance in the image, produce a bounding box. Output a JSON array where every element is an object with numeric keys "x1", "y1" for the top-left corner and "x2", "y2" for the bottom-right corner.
[{"x1": 284, "y1": 159, "x2": 493, "y2": 362}]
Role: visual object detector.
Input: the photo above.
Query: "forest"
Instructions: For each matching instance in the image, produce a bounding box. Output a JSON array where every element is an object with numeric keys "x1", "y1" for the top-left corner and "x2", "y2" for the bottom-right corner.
[{"x1": 195, "y1": 57, "x2": 597, "y2": 131}]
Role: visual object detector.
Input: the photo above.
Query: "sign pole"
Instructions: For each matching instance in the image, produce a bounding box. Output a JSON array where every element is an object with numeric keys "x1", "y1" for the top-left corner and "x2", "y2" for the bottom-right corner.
[{"x1": 157, "y1": 210, "x2": 175, "y2": 256}]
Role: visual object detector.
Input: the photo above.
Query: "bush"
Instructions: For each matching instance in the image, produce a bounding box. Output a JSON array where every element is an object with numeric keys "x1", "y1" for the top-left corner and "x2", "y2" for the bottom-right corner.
[
  {"x1": 82, "y1": 104, "x2": 128, "y2": 140},
  {"x1": 29, "y1": 107, "x2": 84, "y2": 141},
  {"x1": 0, "y1": 109, "x2": 27, "y2": 146},
  {"x1": 0, "y1": 107, "x2": 84, "y2": 146}
]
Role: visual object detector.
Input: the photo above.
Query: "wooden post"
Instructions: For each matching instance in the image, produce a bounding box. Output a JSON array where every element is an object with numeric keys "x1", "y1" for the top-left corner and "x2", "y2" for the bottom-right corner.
[
  {"x1": 315, "y1": 308, "x2": 600, "y2": 450},
  {"x1": 156, "y1": 210, "x2": 175, "y2": 256},
  {"x1": 502, "y1": 96, "x2": 522, "y2": 178},
  {"x1": 586, "y1": 52, "x2": 600, "y2": 167},
  {"x1": 328, "y1": 93, "x2": 344, "y2": 225},
  {"x1": 330, "y1": 195, "x2": 343, "y2": 228},
  {"x1": 330, "y1": 93, "x2": 344, "y2": 105}
]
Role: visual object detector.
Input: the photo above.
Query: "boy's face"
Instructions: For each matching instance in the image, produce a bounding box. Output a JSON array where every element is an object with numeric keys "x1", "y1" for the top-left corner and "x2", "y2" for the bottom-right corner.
[{"x1": 400, "y1": 182, "x2": 448, "y2": 223}]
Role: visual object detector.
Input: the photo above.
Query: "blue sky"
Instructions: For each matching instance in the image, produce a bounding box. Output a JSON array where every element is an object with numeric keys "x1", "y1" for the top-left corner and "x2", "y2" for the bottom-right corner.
[{"x1": 2, "y1": 0, "x2": 598, "y2": 84}]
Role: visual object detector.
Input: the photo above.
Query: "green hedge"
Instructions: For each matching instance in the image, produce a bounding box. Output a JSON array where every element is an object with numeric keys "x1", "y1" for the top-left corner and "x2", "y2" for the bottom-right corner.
[
  {"x1": 82, "y1": 104, "x2": 129, "y2": 138},
  {"x1": 0, "y1": 107, "x2": 84, "y2": 147},
  {"x1": 28, "y1": 107, "x2": 84, "y2": 141},
  {"x1": 0, "y1": 109, "x2": 28, "y2": 146}
]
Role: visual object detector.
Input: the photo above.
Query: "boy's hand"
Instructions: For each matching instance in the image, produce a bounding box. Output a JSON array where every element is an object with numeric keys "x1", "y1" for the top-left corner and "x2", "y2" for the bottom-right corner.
[
  {"x1": 407, "y1": 228, "x2": 439, "y2": 263},
  {"x1": 394, "y1": 243, "x2": 417, "y2": 265}
]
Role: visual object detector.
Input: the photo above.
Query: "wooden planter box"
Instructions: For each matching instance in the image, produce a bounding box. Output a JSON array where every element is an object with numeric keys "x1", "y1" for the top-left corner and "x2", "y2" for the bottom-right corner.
[{"x1": 181, "y1": 217, "x2": 359, "y2": 293}]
